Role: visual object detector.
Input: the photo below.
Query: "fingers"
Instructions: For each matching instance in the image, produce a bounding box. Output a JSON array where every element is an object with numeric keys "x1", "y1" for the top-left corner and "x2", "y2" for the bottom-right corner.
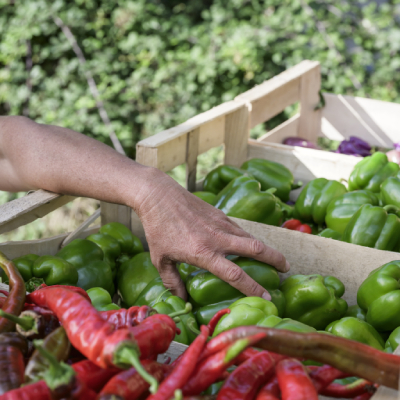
[
  {"x1": 156, "y1": 260, "x2": 187, "y2": 301},
  {"x1": 220, "y1": 234, "x2": 290, "y2": 273},
  {"x1": 207, "y1": 256, "x2": 272, "y2": 300}
]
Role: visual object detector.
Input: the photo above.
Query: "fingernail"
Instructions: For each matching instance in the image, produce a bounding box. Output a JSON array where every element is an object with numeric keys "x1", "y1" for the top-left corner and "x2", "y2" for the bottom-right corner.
[
  {"x1": 285, "y1": 260, "x2": 290, "y2": 272},
  {"x1": 262, "y1": 292, "x2": 271, "y2": 301}
]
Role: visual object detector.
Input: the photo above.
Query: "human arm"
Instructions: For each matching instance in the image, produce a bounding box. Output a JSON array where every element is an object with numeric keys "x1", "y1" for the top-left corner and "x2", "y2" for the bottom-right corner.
[{"x1": 0, "y1": 116, "x2": 289, "y2": 299}]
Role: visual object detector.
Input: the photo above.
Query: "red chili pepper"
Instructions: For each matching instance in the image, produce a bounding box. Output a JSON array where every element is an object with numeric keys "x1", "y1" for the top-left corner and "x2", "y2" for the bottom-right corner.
[
  {"x1": 217, "y1": 351, "x2": 275, "y2": 400},
  {"x1": 148, "y1": 325, "x2": 210, "y2": 400},
  {"x1": 0, "y1": 333, "x2": 28, "y2": 395},
  {"x1": 182, "y1": 332, "x2": 266, "y2": 396},
  {"x1": 0, "y1": 380, "x2": 52, "y2": 400},
  {"x1": 255, "y1": 375, "x2": 280, "y2": 400},
  {"x1": 207, "y1": 309, "x2": 231, "y2": 336},
  {"x1": 276, "y1": 358, "x2": 318, "y2": 400},
  {"x1": 281, "y1": 219, "x2": 312, "y2": 234},
  {"x1": 320, "y1": 378, "x2": 376, "y2": 398},
  {"x1": 309, "y1": 364, "x2": 349, "y2": 391},
  {"x1": 98, "y1": 360, "x2": 170, "y2": 400},
  {"x1": 0, "y1": 252, "x2": 26, "y2": 333},
  {"x1": 26, "y1": 285, "x2": 91, "y2": 304},
  {"x1": 100, "y1": 305, "x2": 156, "y2": 328},
  {"x1": 234, "y1": 347, "x2": 285, "y2": 366},
  {"x1": 72, "y1": 360, "x2": 120, "y2": 392}
]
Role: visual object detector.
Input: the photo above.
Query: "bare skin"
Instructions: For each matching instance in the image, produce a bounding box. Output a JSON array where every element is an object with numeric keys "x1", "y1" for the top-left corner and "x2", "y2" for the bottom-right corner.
[{"x1": 0, "y1": 116, "x2": 290, "y2": 299}]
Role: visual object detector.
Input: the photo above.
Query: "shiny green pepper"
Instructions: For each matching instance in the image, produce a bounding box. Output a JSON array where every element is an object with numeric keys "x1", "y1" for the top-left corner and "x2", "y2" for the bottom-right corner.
[
  {"x1": 213, "y1": 297, "x2": 278, "y2": 336},
  {"x1": 342, "y1": 204, "x2": 400, "y2": 251},
  {"x1": 281, "y1": 274, "x2": 348, "y2": 330},
  {"x1": 12, "y1": 254, "x2": 39, "y2": 281},
  {"x1": 186, "y1": 257, "x2": 280, "y2": 307},
  {"x1": 241, "y1": 158, "x2": 295, "y2": 202},
  {"x1": 134, "y1": 277, "x2": 170, "y2": 307},
  {"x1": 215, "y1": 176, "x2": 283, "y2": 226},
  {"x1": 194, "y1": 298, "x2": 243, "y2": 325},
  {"x1": 32, "y1": 256, "x2": 78, "y2": 286},
  {"x1": 385, "y1": 326, "x2": 400, "y2": 353},
  {"x1": 326, "y1": 317, "x2": 385, "y2": 351},
  {"x1": 357, "y1": 260, "x2": 400, "y2": 331},
  {"x1": 257, "y1": 315, "x2": 317, "y2": 333},
  {"x1": 294, "y1": 178, "x2": 347, "y2": 225},
  {"x1": 325, "y1": 190, "x2": 380, "y2": 235},
  {"x1": 178, "y1": 263, "x2": 200, "y2": 283},
  {"x1": 348, "y1": 152, "x2": 400, "y2": 192},
  {"x1": 318, "y1": 228, "x2": 342, "y2": 241},
  {"x1": 381, "y1": 175, "x2": 400, "y2": 209},
  {"x1": 344, "y1": 305, "x2": 366, "y2": 321},
  {"x1": 99, "y1": 222, "x2": 144, "y2": 255},
  {"x1": 117, "y1": 252, "x2": 159, "y2": 307},
  {"x1": 203, "y1": 165, "x2": 252, "y2": 194},
  {"x1": 56, "y1": 239, "x2": 104, "y2": 268},
  {"x1": 192, "y1": 191, "x2": 217, "y2": 205},
  {"x1": 87, "y1": 287, "x2": 120, "y2": 311}
]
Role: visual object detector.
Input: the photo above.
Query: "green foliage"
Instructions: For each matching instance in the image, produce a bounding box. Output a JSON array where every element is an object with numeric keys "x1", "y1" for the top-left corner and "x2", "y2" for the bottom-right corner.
[{"x1": 0, "y1": 0, "x2": 399, "y2": 158}]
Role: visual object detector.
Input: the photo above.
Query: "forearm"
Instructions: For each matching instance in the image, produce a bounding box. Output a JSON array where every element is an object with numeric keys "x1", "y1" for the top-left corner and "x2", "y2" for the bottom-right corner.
[{"x1": 0, "y1": 116, "x2": 157, "y2": 212}]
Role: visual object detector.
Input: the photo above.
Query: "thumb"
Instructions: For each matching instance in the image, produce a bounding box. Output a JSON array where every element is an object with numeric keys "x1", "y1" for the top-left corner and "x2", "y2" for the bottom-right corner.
[{"x1": 157, "y1": 260, "x2": 187, "y2": 301}]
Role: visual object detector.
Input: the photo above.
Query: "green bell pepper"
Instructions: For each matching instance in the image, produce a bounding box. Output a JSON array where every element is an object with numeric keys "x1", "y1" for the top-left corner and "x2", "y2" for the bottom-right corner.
[
  {"x1": 213, "y1": 297, "x2": 279, "y2": 336},
  {"x1": 318, "y1": 228, "x2": 342, "y2": 240},
  {"x1": 241, "y1": 158, "x2": 295, "y2": 202},
  {"x1": 344, "y1": 305, "x2": 366, "y2": 321},
  {"x1": 56, "y1": 239, "x2": 104, "y2": 268},
  {"x1": 348, "y1": 152, "x2": 400, "y2": 192},
  {"x1": 381, "y1": 175, "x2": 400, "y2": 209},
  {"x1": 294, "y1": 178, "x2": 347, "y2": 225},
  {"x1": 203, "y1": 165, "x2": 253, "y2": 194},
  {"x1": 86, "y1": 232, "x2": 122, "y2": 278},
  {"x1": 385, "y1": 326, "x2": 400, "y2": 353},
  {"x1": 215, "y1": 176, "x2": 283, "y2": 226},
  {"x1": 87, "y1": 287, "x2": 120, "y2": 311},
  {"x1": 11, "y1": 254, "x2": 39, "y2": 282},
  {"x1": 186, "y1": 257, "x2": 280, "y2": 307},
  {"x1": 117, "y1": 252, "x2": 159, "y2": 307},
  {"x1": 134, "y1": 277, "x2": 170, "y2": 307},
  {"x1": 256, "y1": 314, "x2": 283, "y2": 328},
  {"x1": 357, "y1": 260, "x2": 400, "y2": 331},
  {"x1": 99, "y1": 222, "x2": 144, "y2": 256},
  {"x1": 326, "y1": 317, "x2": 385, "y2": 351},
  {"x1": 194, "y1": 298, "x2": 243, "y2": 325},
  {"x1": 281, "y1": 274, "x2": 348, "y2": 330},
  {"x1": 257, "y1": 315, "x2": 317, "y2": 333},
  {"x1": 192, "y1": 191, "x2": 217, "y2": 205},
  {"x1": 178, "y1": 263, "x2": 200, "y2": 283},
  {"x1": 342, "y1": 204, "x2": 400, "y2": 251},
  {"x1": 325, "y1": 190, "x2": 380, "y2": 235},
  {"x1": 32, "y1": 256, "x2": 78, "y2": 286},
  {"x1": 152, "y1": 300, "x2": 188, "y2": 345},
  {"x1": 75, "y1": 259, "x2": 115, "y2": 295}
]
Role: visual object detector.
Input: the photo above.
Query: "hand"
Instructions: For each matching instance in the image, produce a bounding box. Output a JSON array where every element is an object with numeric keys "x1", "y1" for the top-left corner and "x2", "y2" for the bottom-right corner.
[{"x1": 134, "y1": 168, "x2": 290, "y2": 300}]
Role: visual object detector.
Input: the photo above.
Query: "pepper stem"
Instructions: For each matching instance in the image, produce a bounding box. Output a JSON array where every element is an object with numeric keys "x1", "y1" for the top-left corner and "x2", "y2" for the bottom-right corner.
[
  {"x1": 186, "y1": 318, "x2": 201, "y2": 336},
  {"x1": 0, "y1": 309, "x2": 34, "y2": 331},
  {"x1": 383, "y1": 205, "x2": 400, "y2": 216},
  {"x1": 116, "y1": 347, "x2": 159, "y2": 394},
  {"x1": 168, "y1": 303, "x2": 192, "y2": 319},
  {"x1": 154, "y1": 289, "x2": 171, "y2": 304},
  {"x1": 173, "y1": 389, "x2": 183, "y2": 400}
]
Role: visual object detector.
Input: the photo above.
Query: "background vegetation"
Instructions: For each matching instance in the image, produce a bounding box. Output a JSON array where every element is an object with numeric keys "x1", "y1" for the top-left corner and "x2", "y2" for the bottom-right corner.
[{"x1": 0, "y1": 0, "x2": 399, "y2": 240}]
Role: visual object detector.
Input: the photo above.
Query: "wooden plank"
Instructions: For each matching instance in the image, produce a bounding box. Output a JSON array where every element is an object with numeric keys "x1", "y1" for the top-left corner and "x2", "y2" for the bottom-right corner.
[
  {"x1": 247, "y1": 140, "x2": 360, "y2": 185},
  {"x1": 136, "y1": 100, "x2": 244, "y2": 172},
  {"x1": 0, "y1": 226, "x2": 99, "y2": 258},
  {"x1": 185, "y1": 128, "x2": 200, "y2": 191},
  {"x1": 322, "y1": 93, "x2": 400, "y2": 147},
  {"x1": 224, "y1": 104, "x2": 250, "y2": 167},
  {"x1": 0, "y1": 190, "x2": 75, "y2": 235},
  {"x1": 157, "y1": 341, "x2": 188, "y2": 363},
  {"x1": 100, "y1": 202, "x2": 131, "y2": 228},
  {"x1": 257, "y1": 114, "x2": 300, "y2": 143},
  {"x1": 298, "y1": 63, "x2": 321, "y2": 141},
  {"x1": 230, "y1": 217, "x2": 399, "y2": 306},
  {"x1": 236, "y1": 60, "x2": 320, "y2": 128}
]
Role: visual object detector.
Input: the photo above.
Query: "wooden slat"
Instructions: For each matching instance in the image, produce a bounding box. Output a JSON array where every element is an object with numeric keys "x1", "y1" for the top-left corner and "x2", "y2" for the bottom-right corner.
[
  {"x1": 247, "y1": 140, "x2": 360, "y2": 186},
  {"x1": 224, "y1": 104, "x2": 250, "y2": 167},
  {"x1": 236, "y1": 60, "x2": 320, "y2": 128},
  {"x1": 185, "y1": 128, "x2": 200, "y2": 191},
  {"x1": 0, "y1": 190, "x2": 75, "y2": 235},
  {"x1": 100, "y1": 202, "x2": 131, "y2": 228},
  {"x1": 0, "y1": 226, "x2": 99, "y2": 258},
  {"x1": 257, "y1": 114, "x2": 300, "y2": 143},
  {"x1": 298, "y1": 63, "x2": 322, "y2": 141},
  {"x1": 136, "y1": 100, "x2": 244, "y2": 171},
  {"x1": 230, "y1": 217, "x2": 399, "y2": 306},
  {"x1": 322, "y1": 93, "x2": 400, "y2": 147}
]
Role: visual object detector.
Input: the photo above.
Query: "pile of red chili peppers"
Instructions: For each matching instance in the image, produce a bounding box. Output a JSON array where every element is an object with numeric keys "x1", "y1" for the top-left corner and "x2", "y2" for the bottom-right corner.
[{"x1": 0, "y1": 251, "x2": 398, "y2": 400}]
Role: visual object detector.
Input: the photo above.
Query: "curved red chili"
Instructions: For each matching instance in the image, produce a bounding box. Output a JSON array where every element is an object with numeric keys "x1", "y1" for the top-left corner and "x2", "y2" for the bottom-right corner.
[
  {"x1": 309, "y1": 364, "x2": 349, "y2": 392},
  {"x1": 147, "y1": 325, "x2": 209, "y2": 400},
  {"x1": 100, "y1": 305, "x2": 156, "y2": 328},
  {"x1": 0, "y1": 252, "x2": 26, "y2": 333},
  {"x1": 320, "y1": 378, "x2": 376, "y2": 398},
  {"x1": 217, "y1": 351, "x2": 275, "y2": 400},
  {"x1": 26, "y1": 285, "x2": 91, "y2": 304},
  {"x1": 276, "y1": 358, "x2": 318, "y2": 400},
  {"x1": 0, "y1": 380, "x2": 52, "y2": 400},
  {"x1": 207, "y1": 309, "x2": 230, "y2": 336},
  {"x1": 255, "y1": 375, "x2": 280, "y2": 400}
]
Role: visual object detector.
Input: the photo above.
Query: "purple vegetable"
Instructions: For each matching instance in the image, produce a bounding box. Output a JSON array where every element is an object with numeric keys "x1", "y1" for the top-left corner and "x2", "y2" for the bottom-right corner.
[
  {"x1": 283, "y1": 137, "x2": 321, "y2": 150},
  {"x1": 337, "y1": 136, "x2": 371, "y2": 157},
  {"x1": 387, "y1": 143, "x2": 400, "y2": 165}
]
